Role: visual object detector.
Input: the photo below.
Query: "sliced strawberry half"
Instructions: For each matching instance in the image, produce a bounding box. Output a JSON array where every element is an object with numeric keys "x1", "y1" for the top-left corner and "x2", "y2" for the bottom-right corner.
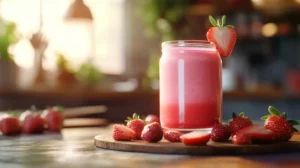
[
  {"x1": 180, "y1": 131, "x2": 211, "y2": 146},
  {"x1": 113, "y1": 124, "x2": 136, "y2": 141},
  {"x1": 206, "y1": 15, "x2": 237, "y2": 57},
  {"x1": 236, "y1": 125, "x2": 276, "y2": 142}
]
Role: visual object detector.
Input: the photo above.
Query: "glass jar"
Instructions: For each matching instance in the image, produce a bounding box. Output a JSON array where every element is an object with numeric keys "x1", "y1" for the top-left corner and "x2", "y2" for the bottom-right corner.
[{"x1": 160, "y1": 40, "x2": 222, "y2": 131}]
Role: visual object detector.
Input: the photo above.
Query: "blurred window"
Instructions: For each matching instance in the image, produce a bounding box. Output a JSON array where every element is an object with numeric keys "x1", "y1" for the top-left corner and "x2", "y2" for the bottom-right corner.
[{"x1": 0, "y1": 0, "x2": 126, "y2": 74}]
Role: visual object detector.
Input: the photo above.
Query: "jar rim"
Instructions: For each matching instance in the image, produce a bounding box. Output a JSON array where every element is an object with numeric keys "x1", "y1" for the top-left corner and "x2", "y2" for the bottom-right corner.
[{"x1": 162, "y1": 40, "x2": 215, "y2": 48}]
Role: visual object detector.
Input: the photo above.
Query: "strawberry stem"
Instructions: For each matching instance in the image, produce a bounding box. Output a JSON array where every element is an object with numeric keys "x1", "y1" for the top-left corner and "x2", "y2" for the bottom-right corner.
[{"x1": 31, "y1": 105, "x2": 37, "y2": 112}]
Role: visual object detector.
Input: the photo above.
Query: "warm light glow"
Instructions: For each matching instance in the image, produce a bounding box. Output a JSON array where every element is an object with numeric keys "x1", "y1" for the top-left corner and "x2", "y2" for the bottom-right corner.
[
  {"x1": 261, "y1": 23, "x2": 278, "y2": 37},
  {"x1": 296, "y1": 0, "x2": 300, "y2": 4},
  {"x1": 0, "y1": 0, "x2": 126, "y2": 74},
  {"x1": 251, "y1": 0, "x2": 263, "y2": 5},
  {"x1": 50, "y1": 20, "x2": 93, "y2": 70},
  {"x1": 10, "y1": 39, "x2": 34, "y2": 69}
]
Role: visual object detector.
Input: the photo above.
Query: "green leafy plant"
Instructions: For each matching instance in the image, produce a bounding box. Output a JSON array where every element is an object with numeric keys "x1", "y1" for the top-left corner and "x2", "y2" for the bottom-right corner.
[
  {"x1": 0, "y1": 19, "x2": 19, "y2": 61},
  {"x1": 56, "y1": 52, "x2": 73, "y2": 73},
  {"x1": 76, "y1": 62, "x2": 104, "y2": 85},
  {"x1": 137, "y1": 0, "x2": 192, "y2": 41}
]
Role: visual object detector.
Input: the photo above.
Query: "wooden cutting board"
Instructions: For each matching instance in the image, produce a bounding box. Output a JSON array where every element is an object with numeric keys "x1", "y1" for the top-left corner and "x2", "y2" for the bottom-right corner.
[{"x1": 94, "y1": 133, "x2": 300, "y2": 155}]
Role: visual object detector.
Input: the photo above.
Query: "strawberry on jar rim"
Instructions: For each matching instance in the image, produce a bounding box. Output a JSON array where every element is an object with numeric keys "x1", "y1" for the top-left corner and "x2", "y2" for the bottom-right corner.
[{"x1": 206, "y1": 15, "x2": 237, "y2": 57}]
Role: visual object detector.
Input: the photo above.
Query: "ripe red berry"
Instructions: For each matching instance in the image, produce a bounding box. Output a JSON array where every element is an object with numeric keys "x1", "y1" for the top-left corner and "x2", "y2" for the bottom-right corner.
[
  {"x1": 211, "y1": 123, "x2": 231, "y2": 142},
  {"x1": 229, "y1": 112, "x2": 252, "y2": 135},
  {"x1": 126, "y1": 113, "x2": 146, "y2": 140},
  {"x1": 141, "y1": 122, "x2": 163, "y2": 142},
  {"x1": 262, "y1": 106, "x2": 299, "y2": 141},
  {"x1": 164, "y1": 130, "x2": 182, "y2": 142}
]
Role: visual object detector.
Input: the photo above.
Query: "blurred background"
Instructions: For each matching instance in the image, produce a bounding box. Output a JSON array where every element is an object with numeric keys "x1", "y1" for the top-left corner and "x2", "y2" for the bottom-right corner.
[{"x1": 0, "y1": 0, "x2": 299, "y2": 123}]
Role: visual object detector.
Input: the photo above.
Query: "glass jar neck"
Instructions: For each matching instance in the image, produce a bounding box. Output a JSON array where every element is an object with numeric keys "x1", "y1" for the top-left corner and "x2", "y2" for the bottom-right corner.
[{"x1": 162, "y1": 40, "x2": 215, "y2": 49}]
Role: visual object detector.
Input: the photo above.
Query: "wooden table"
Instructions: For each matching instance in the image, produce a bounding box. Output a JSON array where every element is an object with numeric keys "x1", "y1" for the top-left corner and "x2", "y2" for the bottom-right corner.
[{"x1": 1, "y1": 125, "x2": 300, "y2": 168}]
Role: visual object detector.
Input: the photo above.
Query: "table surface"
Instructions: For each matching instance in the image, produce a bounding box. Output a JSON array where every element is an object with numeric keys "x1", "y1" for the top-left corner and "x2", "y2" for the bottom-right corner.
[{"x1": 1, "y1": 125, "x2": 300, "y2": 168}]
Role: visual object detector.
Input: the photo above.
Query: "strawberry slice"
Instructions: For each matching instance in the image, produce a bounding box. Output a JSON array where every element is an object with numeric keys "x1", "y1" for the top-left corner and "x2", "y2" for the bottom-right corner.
[
  {"x1": 206, "y1": 15, "x2": 236, "y2": 57},
  {"x1": 113, "y1": 124, "x2": 136, "y2": 141},
  {"x1": 180, "y1": 131, "x2": 211, "y2": 146},
  {"x1": 236, "y1": 125, "x2": 276, "y2": 141}
]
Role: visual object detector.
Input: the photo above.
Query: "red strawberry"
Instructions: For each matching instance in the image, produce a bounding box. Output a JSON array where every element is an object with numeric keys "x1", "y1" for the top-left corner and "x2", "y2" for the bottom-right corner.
[
  {"x1": 20, "y1": 110, "x2": 44, "y2": 134},
  {"x1": 164, "y1": 130, "x2": 182, "y2": 142},
  {"x1": 141, "y1": 122, "x2": 163, "y2": 142},
  {"x1": 126, "y1": 113, "x2": 146, "y2": 139},
  {"x1": 145, "y1": 114, "x2": 160, "y2": 123},
  {"x1": 262, "y1": 106, "x2": 299, "y2": 141},
  {"x1": 237, "y1": 125, "x2": 276, "y2": 141},
  {"x1": 112, "y1": 124, "x2": 136, "y2": 141},
  {"x1": 229, "y1": 112, "x2": 252, "y2": 135},
  {"x1": 232, "y1": 134, "x2": 251, "y2": 145},
  {"x1": 211, "y1": 123, "x2": 231, "y2": 142},
  {"x1": 206, "y1": 15, "x2": 237, "y2": 57},
  {"x1": 180, "y1": 131, "x2": 211, "y2": 146},
  {"x1": 0, "y1": 114, "x2": 21, "y2": 135},
  {"x1": 42, "y1": 106, "x2": 64, "y2": 132}
]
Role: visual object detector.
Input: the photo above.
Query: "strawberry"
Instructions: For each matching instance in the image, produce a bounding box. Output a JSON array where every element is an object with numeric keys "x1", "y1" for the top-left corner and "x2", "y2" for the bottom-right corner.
[
  {"x1": 229, "y1": 112, "x2": 252, "y2": 135},
  {"x1": 42, "y1": 106, "x2": 64, "y2": 132},
  {"x1": 20, "y1": 110, "x2": 44, "y2": 134},
  {"x1": 232, "y1": 134, "x2": 251, "y2": 145},
  {"x1": 211, "y1": 123, "x2": 231, "y2": 142},
  {"x1": 206, "y1": 15, "x2": 237, "y2": 57},
  {"x1": 145, "y1": 114, "x2": 160, "y2": 123},
  {"x1": 0, "y1": 113, "x2": 21, "y2": 135},
  {"x1": 125, "y1": 113, "x2": 146, "y2": 140},
  {"x1": 234, "y1": 125, "x2": 276, "y2": 145},
  {"x1": 180, "y1": 131, "x2": 211, "y2": 146},
  {"x1": 261, "y1": 106, "x2": 299, "y2": 141},
  {"x1": 164, "y1": 130, "x2": 182, "y2": 142},
  {"x1": 141, "y1": 122, "x2": 163, "y2": 142},
  {"x1": 112, "y1": 124, "x2": 136, "y2": 141}
]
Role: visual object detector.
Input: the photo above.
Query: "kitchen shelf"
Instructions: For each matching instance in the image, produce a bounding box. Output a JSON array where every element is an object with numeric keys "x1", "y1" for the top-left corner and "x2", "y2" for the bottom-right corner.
[{"x1": 0, "y1": 88, "x2": 290, "y2": 100}]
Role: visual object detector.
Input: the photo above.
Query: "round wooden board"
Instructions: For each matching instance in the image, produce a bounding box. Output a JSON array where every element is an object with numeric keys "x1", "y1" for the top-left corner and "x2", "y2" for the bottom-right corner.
[{"x1": 94, "y1": 133, "x2": 300, "y2": 155}]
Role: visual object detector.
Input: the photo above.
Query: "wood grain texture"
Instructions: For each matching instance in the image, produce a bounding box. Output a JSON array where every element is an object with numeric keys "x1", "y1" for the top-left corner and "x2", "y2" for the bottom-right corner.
[{"x1": 94, "y1": 133, "x2": 300, "y2": 155}]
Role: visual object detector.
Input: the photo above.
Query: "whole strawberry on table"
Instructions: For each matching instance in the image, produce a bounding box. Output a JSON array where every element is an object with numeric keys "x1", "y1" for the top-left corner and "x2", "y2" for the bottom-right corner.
[{"x1": 0, "y1": 105, "x2": 65, "y2": 136}]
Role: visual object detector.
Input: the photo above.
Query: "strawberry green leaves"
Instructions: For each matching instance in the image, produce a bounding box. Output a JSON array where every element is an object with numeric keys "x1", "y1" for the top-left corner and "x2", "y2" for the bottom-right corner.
[
  {"x1": 125, "y1": 113, "x2": 143, "y2": 123},
  {"x1": 209, "y1": 16, "x2": 218, "y2": 27},
  {"x1": 208, "y1": 15, "x2": 234, "y2": 28},
  {"x1": 261, "y1": 115, "x2": 269, "y2": 120},
  {"x1": 268, "y1": 106, "x2": 280, "y2": 116},
  {"x1": 232, "y1": 112, "x2": 237, "y2": 118},
  {"x1": 288, "y1": 120, "x2": 300, "y2": 126}
]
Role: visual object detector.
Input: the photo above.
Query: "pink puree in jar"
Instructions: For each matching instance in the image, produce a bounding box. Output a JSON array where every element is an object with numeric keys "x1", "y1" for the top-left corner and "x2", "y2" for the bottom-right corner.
[{"x1": 160, "y1": 40, "x2": 222, "y2": 131}]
